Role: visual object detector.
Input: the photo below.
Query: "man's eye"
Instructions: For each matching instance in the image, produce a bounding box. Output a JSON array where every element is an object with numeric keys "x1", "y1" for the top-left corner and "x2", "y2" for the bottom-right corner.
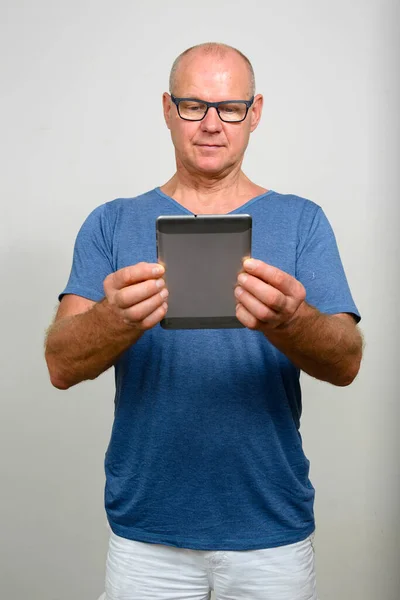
[
  {"x1": 181, "y1": 102, "x2": 202, "y2": 109},
  {"x1": 222, "y1": 105, "x2": 240, "y2": 113}
]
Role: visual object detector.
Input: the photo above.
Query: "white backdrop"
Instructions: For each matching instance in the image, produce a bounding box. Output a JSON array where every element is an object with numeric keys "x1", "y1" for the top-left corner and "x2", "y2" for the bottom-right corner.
[{"x1": 1, "y1": 1, "x2": 399, "y2": 599}]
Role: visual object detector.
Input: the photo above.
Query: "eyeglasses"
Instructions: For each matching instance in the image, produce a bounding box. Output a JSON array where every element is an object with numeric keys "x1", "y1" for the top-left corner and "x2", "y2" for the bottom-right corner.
[{"x1": 171, "y1": 95, "x2": 254, "y2": 123}]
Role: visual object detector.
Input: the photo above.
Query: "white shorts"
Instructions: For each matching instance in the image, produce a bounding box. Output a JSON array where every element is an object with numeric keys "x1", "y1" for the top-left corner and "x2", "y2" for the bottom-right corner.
[{"x1": 104, "y1": 530, "x2": 318, "y2": 600}]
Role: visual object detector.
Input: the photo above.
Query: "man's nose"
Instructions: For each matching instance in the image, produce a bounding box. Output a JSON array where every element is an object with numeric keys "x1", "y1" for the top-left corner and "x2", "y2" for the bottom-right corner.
[{"x1": 200, "y1": 107, "x2": 222, "y2": 131}]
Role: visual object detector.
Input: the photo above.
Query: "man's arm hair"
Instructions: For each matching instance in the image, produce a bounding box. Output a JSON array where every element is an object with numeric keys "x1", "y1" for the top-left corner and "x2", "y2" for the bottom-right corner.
[
  {"x1": 44, "y1": 295, "x2": 142, "y2": 390},
  {"x1": 45, "y1": 263, "x2": 168, "y2": 390},
  {"x1": 265, "y1": 305, "x2": 364, "y2": 386}
]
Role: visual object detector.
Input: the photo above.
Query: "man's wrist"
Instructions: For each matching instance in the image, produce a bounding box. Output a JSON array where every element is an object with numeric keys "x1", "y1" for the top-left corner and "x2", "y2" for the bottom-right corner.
[
  {"x1": 96, "y1": 297, "x2": 143, "y2": 340},
  {"x1": 268, "y1": 301, "x2": 316, "y2": 335}
]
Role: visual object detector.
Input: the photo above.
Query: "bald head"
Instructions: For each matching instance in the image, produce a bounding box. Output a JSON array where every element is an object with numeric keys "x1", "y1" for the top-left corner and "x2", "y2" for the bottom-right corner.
[{"x1": 169, "y1": 42, "x2": 256, "y2": 99}]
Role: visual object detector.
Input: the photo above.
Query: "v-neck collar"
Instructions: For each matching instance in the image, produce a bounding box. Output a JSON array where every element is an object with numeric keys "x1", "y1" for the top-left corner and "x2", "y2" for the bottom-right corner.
[{"x1": 154, "y1": 187, "x2": 275, "y2": 215}]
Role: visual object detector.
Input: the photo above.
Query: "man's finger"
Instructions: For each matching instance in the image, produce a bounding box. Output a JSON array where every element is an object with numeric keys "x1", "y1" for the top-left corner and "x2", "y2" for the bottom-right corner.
[
  {"x1": 236, "y1": 275, "x2": 287, "y2": 312},
  {"x1": 117, "y1": 278, "x2": 167, "y2": 310},
  {"x1": 235, "y1": 286, "x2": 281, "y2": 322},
  {"x1": 112, "y1": 263, "x2": 165, "y2": 290},
  {"x1": 243, "y1": 259, "x2": 304, "y2": 298},
  {"x1": 123, "y1": 290, "x2": 169, "y2": 325}
]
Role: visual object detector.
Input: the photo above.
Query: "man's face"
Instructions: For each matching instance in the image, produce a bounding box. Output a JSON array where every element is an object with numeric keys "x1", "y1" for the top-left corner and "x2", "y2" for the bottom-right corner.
[{"x1": 163, "y1": 52, "x2": 263, "y2": 177}]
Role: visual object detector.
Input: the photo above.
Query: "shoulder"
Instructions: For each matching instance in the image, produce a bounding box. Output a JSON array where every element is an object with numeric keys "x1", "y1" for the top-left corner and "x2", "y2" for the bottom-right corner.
[
  {"x1": 255, "y1": 190, "x2": 323, "y2": 233},
  {"x1": 82, "y1": 188, "x2": 161, "y2": 230},
  {"x1": 103, "y1": 187, "x2": 160, "y2": 216},
  {"x1": 266, "y1": 190, "x2": 321, "y2": 213}
]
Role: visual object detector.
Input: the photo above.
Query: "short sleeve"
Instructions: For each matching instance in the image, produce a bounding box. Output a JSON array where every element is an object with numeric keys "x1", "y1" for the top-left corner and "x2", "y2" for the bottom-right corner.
[
  {"x1": 59, "y1": 203, "x2": 114, "y2": 302},
  {"x1": 296, "y1": 205, "x2": 361, "y2": 323}
]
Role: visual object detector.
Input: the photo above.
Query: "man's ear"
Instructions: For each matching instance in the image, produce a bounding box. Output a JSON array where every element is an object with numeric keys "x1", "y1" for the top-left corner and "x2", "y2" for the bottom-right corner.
[
  {"x1": 162, "y1": 93, "x2": 172, "y2": 130},
  {"x1": 250, "y1": 94, "x2": 263, "y2": 133}
]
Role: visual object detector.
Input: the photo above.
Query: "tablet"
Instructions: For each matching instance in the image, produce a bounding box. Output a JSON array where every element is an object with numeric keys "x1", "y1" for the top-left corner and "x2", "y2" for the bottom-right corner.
[{"x1": 156, "y1": 214, "x2": 252, "y2": 329}]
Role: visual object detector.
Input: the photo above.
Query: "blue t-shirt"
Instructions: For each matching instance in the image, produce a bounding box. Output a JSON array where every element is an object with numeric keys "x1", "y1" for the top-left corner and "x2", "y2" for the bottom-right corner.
[{"x1": 60, "y1": 187, "x2": 361, "y2": 550}]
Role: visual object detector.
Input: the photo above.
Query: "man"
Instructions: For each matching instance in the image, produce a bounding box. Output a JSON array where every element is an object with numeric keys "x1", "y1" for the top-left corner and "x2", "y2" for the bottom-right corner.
[{"x1": 45, "y1": 42, "x2": 362, "y2": 600}]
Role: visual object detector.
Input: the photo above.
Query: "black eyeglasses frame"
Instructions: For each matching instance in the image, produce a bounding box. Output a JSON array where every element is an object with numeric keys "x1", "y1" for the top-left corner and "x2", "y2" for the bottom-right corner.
[{"x1": 170, "y1": 95, "x2": 255, "y2": 123}]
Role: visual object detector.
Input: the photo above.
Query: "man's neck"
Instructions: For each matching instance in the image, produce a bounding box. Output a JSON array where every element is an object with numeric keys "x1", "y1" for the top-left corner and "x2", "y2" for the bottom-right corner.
[{"x1": 160, "y1": 170, "x2": 268, "y2": 215}]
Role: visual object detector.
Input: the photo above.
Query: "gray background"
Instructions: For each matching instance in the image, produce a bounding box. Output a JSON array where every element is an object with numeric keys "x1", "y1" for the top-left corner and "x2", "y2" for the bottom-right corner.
[{"x1": 1, "y1": 1, "x2": 399, "y2": 599}]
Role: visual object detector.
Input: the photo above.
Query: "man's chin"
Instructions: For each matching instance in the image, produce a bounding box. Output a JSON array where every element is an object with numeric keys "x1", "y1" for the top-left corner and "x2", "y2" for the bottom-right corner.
[
  {"x1": 177, "y1": 153, "x2": 234, "y2": 177},
  {"x1": 192, "y1": 157, "x2": 228, "y2": 175}
]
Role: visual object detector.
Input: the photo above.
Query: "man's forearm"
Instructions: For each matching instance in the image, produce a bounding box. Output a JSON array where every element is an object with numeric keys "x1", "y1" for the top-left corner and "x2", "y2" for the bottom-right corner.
[
  {"x1": 264, "y1": 302, "x2": 363, "y2": 386},
  {"x1": 45, "y1": 299, "x2": 142, "y2": 389}
]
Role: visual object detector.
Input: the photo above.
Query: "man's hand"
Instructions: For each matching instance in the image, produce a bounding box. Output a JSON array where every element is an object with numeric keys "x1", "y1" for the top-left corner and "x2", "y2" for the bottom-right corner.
[
  {"x1": 45, "y1": 262, "x2": 169, "y2": 389},
  {"x1": 235, "y1": 258, "x2": 306, "y2": 332},
  {"x1": 234, "y1": 258, "x2": 363, "y2": 386},
  {"x1": 104, "y1": 262, "x2": 169, "y2": 331}
]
